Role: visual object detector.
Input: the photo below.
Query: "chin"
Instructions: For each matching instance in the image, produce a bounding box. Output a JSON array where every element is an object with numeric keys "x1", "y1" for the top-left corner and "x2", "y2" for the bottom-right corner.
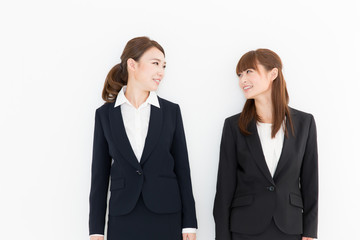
[
  {"x1": 143, "y1": 83, "x2": 157, "y2": 91},
  {"x1": 149, "y1": 85, "x2": 159, "y2": 91},
  {"x1": 244, "y1": 95, "x2": 254, "y2": 100}
]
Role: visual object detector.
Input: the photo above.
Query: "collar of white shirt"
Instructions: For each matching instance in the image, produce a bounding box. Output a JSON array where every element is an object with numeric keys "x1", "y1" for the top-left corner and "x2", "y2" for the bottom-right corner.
[{"x1": 114, "y1": 86, "x2": 160, "y2": 109}]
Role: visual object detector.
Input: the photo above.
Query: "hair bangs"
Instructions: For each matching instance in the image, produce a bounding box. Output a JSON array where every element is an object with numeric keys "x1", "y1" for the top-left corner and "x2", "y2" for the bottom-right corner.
[{"x1": 236, "y1": 51, "x2": 258, "y2": 75}]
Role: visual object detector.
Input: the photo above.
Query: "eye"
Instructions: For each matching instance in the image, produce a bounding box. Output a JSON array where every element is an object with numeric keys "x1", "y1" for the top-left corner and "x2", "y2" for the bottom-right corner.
[
  {"x1": 237, "y1": 73, "x2": 242, "y2": 77},
  {"x1": 163, "y1": 65, "x2": 166, "y2": 69},
  {"x1": 153, "y1": 62, "x2": 159, "y2": 65},
  {"x1": 246, "y1": 69, "x2": 252, "y2": 73}
]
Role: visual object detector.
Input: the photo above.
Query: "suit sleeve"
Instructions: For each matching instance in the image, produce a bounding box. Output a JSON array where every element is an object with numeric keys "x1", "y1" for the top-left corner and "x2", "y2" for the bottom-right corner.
[
  {"x1": 171, "y1": 105, "x2": 198, "y2": 229},
  {"x1": 89, "y1": 109, "x2": 111, "y2": 235},
  {"x1": 213, "y1": 119, "x2": 238, "y2": 240},
  {"x1": 300, "y1": 115, "x2": 318, "y2": 238}
]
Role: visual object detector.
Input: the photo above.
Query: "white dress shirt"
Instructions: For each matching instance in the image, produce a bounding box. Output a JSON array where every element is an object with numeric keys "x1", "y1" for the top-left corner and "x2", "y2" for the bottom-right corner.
[
  {"x1": 256, "y1": 122, "x2": 285, "y2": 177},
  {"x1": 114, "y1": 86, "x2": 160, "y2": 162},
  {"x1": 90, "y1": 86, "x2": 195, "y2": 236}
]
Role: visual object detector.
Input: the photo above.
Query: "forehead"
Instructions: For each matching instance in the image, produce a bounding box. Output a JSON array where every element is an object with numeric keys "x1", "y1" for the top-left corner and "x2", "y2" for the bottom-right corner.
[{"x1": 141, "y1": 47, "x2": 165, "y2": 62}]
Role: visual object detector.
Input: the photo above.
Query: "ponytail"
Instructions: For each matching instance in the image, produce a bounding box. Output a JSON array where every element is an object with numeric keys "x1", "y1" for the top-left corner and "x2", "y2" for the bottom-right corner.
[{"x1": 102, "y1": 62, "x2": 127, "y2": 102}]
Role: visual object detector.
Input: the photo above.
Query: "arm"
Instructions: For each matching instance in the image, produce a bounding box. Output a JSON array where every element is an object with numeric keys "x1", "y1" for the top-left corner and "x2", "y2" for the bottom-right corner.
[
  {"x1": 300, "y1": 115, "x2": 318, "y2": 239},
  {"x1": 89, "y1": 110, "x2": 111, "y2": 235},
  {"x1": 213, "y1": 119, "x2": 237, "y2": 240},
  {"x1": 171, "y1": 105, "x2": 198, "y2": 229}
]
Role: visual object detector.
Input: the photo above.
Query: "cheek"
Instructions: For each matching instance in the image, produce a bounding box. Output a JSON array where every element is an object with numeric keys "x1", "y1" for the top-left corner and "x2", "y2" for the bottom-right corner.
[
  {"x1": 139, "y1": 65, "x2": 150, "y2": 74},
  {"x1": 137, "y1": 66, "x2": 152, "y2": 79},
  {"x1": 265, "y1": 79, "x2": 273, "y2": 89}
]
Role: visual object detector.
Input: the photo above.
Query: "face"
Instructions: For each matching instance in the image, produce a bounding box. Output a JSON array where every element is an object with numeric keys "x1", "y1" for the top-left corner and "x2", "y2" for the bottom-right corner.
[
  {"x1": 238, "y1": 63, "x2": 277, "y2": 100},
  {"x1": 128, "y1": 47, "x2": 166, "y2": 92}
]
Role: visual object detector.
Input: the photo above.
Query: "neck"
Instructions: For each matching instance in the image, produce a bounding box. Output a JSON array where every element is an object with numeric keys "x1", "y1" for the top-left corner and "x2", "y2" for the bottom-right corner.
[
  {"x1": 125, "y1": 81, "x2": 149, "y2": 109},
  {"x1": 254, "y1": 94, "x2": 273, "y2": 123}
]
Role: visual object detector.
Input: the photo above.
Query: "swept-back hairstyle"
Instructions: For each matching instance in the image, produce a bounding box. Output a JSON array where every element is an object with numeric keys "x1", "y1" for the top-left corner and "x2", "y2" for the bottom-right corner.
[
  {"x1": 102, "y1": 36, "x2": 165, "y2": 102},
  {"x1": 236, "y1": 49, "x2": 294, "y2": 138}
]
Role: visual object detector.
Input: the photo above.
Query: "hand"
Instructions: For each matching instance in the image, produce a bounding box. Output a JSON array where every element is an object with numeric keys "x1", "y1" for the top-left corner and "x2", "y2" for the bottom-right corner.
[
  {"x1": 302, "y1": 237, "x2": 313, "y2": 240},
  {"x1": 90, "y1": 236, "x2": 104, "y2": 240},
  {"x1": 182, "y1": 233, "x2": 196, "y2": 240}
]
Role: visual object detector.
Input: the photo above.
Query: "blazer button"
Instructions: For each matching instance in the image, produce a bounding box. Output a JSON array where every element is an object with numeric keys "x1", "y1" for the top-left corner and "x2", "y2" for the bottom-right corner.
[
  {"x1": 136, "y1": 170, "x2": 142, "y2": 175},
  {"x1": 267, "y1": 186, "x2": 275, "y2": 191}
]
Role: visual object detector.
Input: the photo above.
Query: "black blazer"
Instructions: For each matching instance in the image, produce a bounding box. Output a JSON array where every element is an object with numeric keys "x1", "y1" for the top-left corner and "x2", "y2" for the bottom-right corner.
[
  {"x1": 89, "y1": 97, "x2": 197, "y2": 235},
  {"x1": 213, "y1": 107, "x2": 318, "y2": 239}
]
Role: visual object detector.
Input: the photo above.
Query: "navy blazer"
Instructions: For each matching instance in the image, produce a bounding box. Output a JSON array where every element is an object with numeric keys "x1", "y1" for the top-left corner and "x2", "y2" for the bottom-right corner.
[
  {"x1": 89, "y1": 97, "x2": 197, "y2": 235},
  {"x1": 213, "y1": 107, "x2": 318, "y2": 239}
]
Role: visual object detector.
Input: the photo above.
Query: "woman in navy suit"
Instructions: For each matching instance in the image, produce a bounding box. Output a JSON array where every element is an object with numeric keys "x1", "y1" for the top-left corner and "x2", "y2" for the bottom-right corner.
[
  {"x1": 89, "y1": 37, "x2": 197, "y2": 240},
  {"x1": 213, "y1": 49, "x2": 318, "y2": 240}
]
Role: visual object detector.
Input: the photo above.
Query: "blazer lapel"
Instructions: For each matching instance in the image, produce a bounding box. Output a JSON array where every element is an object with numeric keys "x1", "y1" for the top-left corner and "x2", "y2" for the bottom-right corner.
[
  {"x1": 273, "y1": 110, "x2": 296, "y2": 180},
  {"x1": 246, "y1": 120, "x2": 275, "y2": 185},
  {"x1": 140, "y1": 104, "x2": 163, "y2": 165},
  {"x1": 109, "y1": 104, "x2": 140, "y2": 169}
]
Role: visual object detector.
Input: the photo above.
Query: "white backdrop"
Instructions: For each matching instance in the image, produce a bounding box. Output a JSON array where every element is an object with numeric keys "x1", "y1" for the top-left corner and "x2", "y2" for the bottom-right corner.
[{"x1": 1, "y1": 0, "x2": 359, "y2": 239}]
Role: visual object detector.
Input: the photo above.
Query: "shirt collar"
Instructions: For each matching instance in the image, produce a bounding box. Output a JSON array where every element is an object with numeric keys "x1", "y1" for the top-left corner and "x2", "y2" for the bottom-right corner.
[{"x1": 114, "y1": 86, "x2": 160, "y2": 108}]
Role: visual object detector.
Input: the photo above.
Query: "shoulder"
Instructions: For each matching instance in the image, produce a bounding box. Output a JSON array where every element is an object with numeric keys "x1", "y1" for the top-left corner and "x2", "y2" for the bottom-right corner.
[
  {"x1": 224, "y1": 112, "x2": 241, "y2": 126},
  {"x1": 289, "y1": 107, "x2": 317, "y2": 135},
  {"x1": 222, "y1": 113, "x2": 241, "y2": 133},
  {"x1": 158, "y1": 96, "x2": 179, "y2": 109},
  {"x1": 157, "y1": 96, "x2": 182, "y2": 116},
  {"x1": 289, "y1": 106, "x2": 315, "y2": 122},
  {"x1": 95, "y1": 101, "x2": 114, "y2": 115}
]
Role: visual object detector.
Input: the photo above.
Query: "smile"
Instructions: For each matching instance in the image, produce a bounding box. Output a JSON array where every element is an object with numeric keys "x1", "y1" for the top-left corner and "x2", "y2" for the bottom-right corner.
[
  {"x1": 243, "y1": 85, "x2": 253, "y2": 90},
  {"x1": 153, "y1": 79, "x2": 161, "y2": 84}
]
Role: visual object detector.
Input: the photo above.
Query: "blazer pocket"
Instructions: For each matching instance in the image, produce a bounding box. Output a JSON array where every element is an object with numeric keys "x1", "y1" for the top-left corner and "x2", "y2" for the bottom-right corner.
[
  {"x1": 110, "y1": 178, "x2": 125, "y2": 191},
  {"x1": 231, "y1": 195, "x2": 254, "y2": 208},
  {"x1": 158, "y1": 174, "x2": 177, "y2": 179},
  {"x1": 289, "y1": 193, "x2": 303, "y2": 208}
]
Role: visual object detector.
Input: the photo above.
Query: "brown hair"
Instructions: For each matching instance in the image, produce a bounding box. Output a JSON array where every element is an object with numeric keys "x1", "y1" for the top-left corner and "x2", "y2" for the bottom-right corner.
[
  {"x1": 236, "y1": 49, "x2": 294, "y2": 138},
  {"x1": 102, "y1": 36, "x2": 165, "y2": 102}
]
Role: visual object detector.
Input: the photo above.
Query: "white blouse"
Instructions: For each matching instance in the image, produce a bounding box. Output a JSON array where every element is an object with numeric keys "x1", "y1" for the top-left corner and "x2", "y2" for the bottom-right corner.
[{"x1": 256, "y1": 122, "x2": 285, "y2": 177}]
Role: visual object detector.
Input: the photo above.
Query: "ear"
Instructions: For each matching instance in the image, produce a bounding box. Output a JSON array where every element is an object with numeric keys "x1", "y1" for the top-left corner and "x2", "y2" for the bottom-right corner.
[
  {"x1": 270, "y1": 68, "x2": 278, "y2": 81},
  {"x1": 127, "y1": 58, "x2": 137, "y2": 72}
]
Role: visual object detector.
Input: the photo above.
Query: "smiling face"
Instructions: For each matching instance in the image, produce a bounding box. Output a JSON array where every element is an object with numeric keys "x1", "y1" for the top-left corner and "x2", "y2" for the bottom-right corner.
[
  {"x1": 128, "y1": 47, "x2": 166, "y2": 92},
  {"x1": 238, "y1": 63, "x2": 278, "y2": 100}
]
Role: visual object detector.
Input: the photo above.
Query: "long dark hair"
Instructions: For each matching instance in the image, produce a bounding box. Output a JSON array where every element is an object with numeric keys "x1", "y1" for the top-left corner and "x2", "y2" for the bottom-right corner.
[
  {"x1": 236, "y1": 49, "x2": 294, "y2": 138},
  {"x1": 102, "y1": 36, "x2": 165, "y2": 102}
]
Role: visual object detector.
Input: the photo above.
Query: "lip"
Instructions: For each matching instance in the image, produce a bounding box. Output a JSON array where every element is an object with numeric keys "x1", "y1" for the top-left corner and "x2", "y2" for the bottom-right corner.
[
  {"x1": 243, "y1": 85, "x2": 253, "y2": 91},
  {"x1": 153, "y1": 79, "x2": 161, "y2": 85}
]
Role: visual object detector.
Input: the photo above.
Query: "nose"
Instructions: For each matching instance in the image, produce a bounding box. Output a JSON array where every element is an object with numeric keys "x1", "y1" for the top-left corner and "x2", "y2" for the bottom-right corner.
[
  {"x1": 239, "y1": 74, "x2": 247, "y2": 84},
  {"x1": 157, "y1": 67, "x2": 165, "y2": 78}
]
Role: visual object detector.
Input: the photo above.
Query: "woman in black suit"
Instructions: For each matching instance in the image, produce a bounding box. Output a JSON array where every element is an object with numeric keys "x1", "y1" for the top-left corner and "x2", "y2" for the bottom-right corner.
[
  {"x1": 89, "y1": 37, "x2": 197, "y2": 240},
  {"x1": 213, "y1": 49, "x2": 318, "y2": 240}
]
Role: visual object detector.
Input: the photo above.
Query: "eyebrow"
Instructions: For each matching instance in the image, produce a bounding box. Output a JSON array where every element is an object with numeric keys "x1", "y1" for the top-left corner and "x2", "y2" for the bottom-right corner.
[{"x1": 150, "y1": 58, "x2": 166, "y2": 64}]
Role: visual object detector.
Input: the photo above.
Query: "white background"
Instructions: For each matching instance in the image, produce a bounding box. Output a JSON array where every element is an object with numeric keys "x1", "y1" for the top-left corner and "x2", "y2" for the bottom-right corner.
[{"x1": 1, "y1": 0, "x2": 359, "y2": 239}]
